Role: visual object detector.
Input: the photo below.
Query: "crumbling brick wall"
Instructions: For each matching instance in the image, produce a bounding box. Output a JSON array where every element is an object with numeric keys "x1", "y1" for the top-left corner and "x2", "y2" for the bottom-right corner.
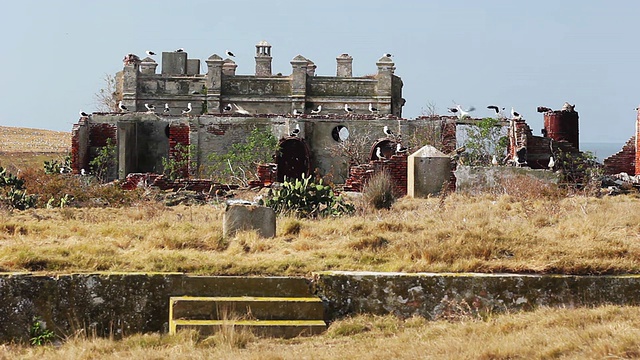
[
  {"x1": 343, "y1": 155, "x2": 408, "y2": 195},
  {"x1": 604, "y1": 136, "x2": 635, "y2": 175},
  {"x1": 168, "y1": 123, "x2": 190, "y2": 178}
]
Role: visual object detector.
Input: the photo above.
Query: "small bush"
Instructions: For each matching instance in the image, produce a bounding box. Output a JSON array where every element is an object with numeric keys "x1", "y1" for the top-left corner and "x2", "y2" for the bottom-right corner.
[{"x1": 363, "y1": 171, "x2": 396, "y2": 210}]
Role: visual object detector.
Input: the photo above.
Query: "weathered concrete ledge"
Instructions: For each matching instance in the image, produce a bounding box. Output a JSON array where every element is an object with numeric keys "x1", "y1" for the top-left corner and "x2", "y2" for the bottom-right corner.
[
  {"x1": 2, "y1": 271, "x2": 640, "y2": 342},
  {"x1": 313, "y1": 271, "x2": 640, "y2": 320}
]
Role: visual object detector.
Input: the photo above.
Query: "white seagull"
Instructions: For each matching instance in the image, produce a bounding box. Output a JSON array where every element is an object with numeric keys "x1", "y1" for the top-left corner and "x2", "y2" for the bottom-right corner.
[
  {"x1": 311, "y1": 105, "x2": 322, "y2": 114},
  {"x1": 383, "y1": 125, "x2": 394, "y2": 136},
  {"x1": 225, "y1": 50, "x2": 235, "y2": 57},
  {"x1": 487, "y1": 105, "x2": 506, "y2": 119},
  {"x1": 80, "y1": 111, "x2": 91, "y2": 117},
  {"x1": 176, "y1": 48, "x2": 184, "y2": 53},
  {"x1": 81, "y1": 168, "x2": 86, "y2": 176},
  {"x1": 383, "y1": 53, "x2": 393, "y2": 58},
  {"x1": 164, "y1": 103, "x2": 170, "y2": 114},
  {"x1": 369, "y1": 103, "x2": 379, "y2": 114},
  {"x1": 223, "y1": 104, "x2": 232, "y2": 112},
  {"x1": 447, "y1": 107, "x2": 459, "y2": 114},
  {"x1": 511, "y1": 107, "x2": 522, "y2": 120},
  {"x1": 118, "y1": 101, "x2": 128, "y2": 112},
  {"x1": 455, "y1": 104, "x2": 475, "y2": 119},
  {"x1": 491, "y1": 155, "x2": 498, "y2": 166},
  {"x1": 396, "y1": 143, "x2": 408, "y2": 154},
  {"x1": 293, "y1": 109, "x2": 302, "y2": 116},
  {"x1": 344, "y1": 104, "x2": 354, "y2": 114},
  {"x1": 182, "y1": 102, "x2": 192, "y2": 115},
  {"x1": 548, "y1": 156, "x2": 555, "y2": 170},
  {"x1": 233, "y1": 103, "x2": 251, "y2": 115},
  {"x1": 376, "y1": 147, "x2": 386, "y2": 160},
  {"x1": 144, "y1": 103, "x2": 155, "y2": 112},
  {"x1": 290, "y1": 124, "x2": 300, "y2": 137},
  {"x1": 146, "y1": 50, "x2": 156, "y2": 56}
]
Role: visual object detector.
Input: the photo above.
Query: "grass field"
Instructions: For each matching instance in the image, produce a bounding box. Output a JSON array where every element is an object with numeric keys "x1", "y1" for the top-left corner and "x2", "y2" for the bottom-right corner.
[{"x1": 0, "y1": 126, "x2": 71, "y2": 174}]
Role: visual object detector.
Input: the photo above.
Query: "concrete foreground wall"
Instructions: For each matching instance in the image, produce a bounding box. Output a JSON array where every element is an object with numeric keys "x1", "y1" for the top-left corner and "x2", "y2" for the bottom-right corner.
[
  {"x1": 313, "y1": 271, "x2": 640, "y2": 320},
  {"x1": 2, "y1": 272, "x2": 640, "y2": 342}
]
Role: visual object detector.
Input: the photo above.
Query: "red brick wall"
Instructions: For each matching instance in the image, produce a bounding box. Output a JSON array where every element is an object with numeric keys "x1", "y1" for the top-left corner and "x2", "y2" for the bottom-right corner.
[
  {"x1": 604, "y1": 136, "x2": 635, "y2": 175},
  {"x1": 343, "y1": 154, "x2": 408, "y2": 195},
  {"x1": 168, "y1": 123, "x2": 191, "y2": 178},
  {"x1": 89, "y1": 123, "x2": 117, "y2": 147}
]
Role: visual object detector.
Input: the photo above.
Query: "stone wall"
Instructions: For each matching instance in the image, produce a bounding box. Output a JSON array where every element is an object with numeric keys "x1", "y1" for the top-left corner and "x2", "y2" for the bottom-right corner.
[{"x1": 604, "y1": 136, "x2": 635, "y2": 175}]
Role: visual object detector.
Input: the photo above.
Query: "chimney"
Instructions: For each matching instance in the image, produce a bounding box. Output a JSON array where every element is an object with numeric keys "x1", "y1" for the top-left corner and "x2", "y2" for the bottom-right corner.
[
  {"x1": 255, "y1": 40, "x2": 272, "y2": 76},
  {"x1": 222, "y1": 59, "x2": 237, "y2": 75},
  {"x1": 336, "y1": 53, "x2": 353, "y2": 77}
]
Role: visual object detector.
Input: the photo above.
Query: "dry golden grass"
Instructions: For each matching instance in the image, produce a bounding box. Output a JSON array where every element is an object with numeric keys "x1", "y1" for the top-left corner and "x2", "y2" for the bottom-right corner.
[
  {"x1": 3, "y1": 305, "x2": 640, "y2": 359},
  {"x1": 0, "y1": 126, "x2": 71, "y2": 153},
  {"x1": 1, "y1": 194, "x2": 640, "y2": 275}
]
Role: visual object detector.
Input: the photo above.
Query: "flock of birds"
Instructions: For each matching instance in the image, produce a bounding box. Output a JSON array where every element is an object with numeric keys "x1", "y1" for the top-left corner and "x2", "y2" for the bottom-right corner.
[{"x1": 447, "y1": 101, "x2": 577, "y2": 121}]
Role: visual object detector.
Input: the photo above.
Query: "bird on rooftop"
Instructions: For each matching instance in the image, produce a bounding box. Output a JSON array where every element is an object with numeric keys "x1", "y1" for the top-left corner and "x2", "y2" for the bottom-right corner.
[
  {"x1": 383, "y1": 125, "x2": 394, "y2": 137},
  {"x1": 548, "y1": 156, "x2": 555, "y2": 170},
  {"x1": 344, "y1": 104, "x2": 354, "y2": 114},
  {"x1": 80, "y1": 111, "x2": 90, "y2": 117},
  {"x1": 537, "y1": 106, "x2": 553, "y2": 113},
  {"x1": 487, "y1": 105, "x2": 506, "y2": 119},
  {"x1": 511, "y1": 107, "x2": 522, "y2": 120},
  {"x1": 383, "y1": 53, "x2": 393, "y2": 58},
  {"x1": 223, "y1": 104, "x2": 232, "y2": 112},
  {"x1": 562, "y1": 102, "x2": 575, "y2": 112},
  {"x1": 118, "y1": 101, "x2": 128, "y2": 112},
  {"x1": 225, "y1": 50, "x2": 235, "y2": 57},
  {"x1": 293, "y1": 109, "x2": 302, "y2": 116},
  {"x1": 164, "y1": 103, "x2": 170, "y2": 114},
  {"x1": 311, "y1": 105, "x2": 322, "y2": 114},
  {"x1": 447, "y1": 107, "x2": 459, "y2": 114},
  {"x1": 396, "y1": 143, "x2": 408, "y2": 154},
  {"x1": 144, "y1": 103, "x2": 155, "y2": 112},
  {"x1": 376, "y1": 147, "x2": 386, "y2": 160},
  {"x1": 146, "y1": 50, "x2": 156, "y2": 56},
  {"x1": 369, "y1": 103, "x2": 379, "y2": 114},
  {"x1": 182, "y1": 102, "x2": 192, "y2": 115},
  {"x1": 290, "y1": 124, "x2": 300, "y2": 137},
  {"x1": 176, "y1": 48, "x2": 184, "y2": 52},
  {"x1": 455, "y1": 104, "x2": 475, "y2": 119}
]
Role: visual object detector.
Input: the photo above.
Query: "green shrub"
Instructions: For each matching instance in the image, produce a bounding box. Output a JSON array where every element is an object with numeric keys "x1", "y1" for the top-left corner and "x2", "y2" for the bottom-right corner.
[
  {"x1": 363, "y1": 171, "x2": 396, "y2": 210},
  {"x1": 264, "y1": 174, "x2": 354, "y2": 218},
  {"x1": 0, "y1": 167, "x2": 36, "y2": 210}
]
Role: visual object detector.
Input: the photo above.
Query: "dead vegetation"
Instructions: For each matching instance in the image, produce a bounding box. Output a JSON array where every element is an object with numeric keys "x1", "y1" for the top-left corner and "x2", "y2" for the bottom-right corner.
[{"x1": 3, "y1": 305, "x2": 640, "y2": 359}]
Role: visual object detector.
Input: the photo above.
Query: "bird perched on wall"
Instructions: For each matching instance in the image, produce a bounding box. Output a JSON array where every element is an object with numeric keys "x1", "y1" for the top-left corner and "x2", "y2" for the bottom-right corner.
[
  {"x1": 487, "y1": 105, "x2": 506, "y2": 119},
  {"x1": 290, "y1": 124, "x2": 300, "y2": 137},
  {"x1": 511, "y1": 107, "x2": 522, "y2": 120},
  {"x1": 164, "y1": 103, "x2": 170, "y2": 114},
  {"x1": 369, "y1": 103, "x2": 379, "y2": 114},
  {"x1": 293, "y1": 109, "x2": 302, "y2": 116},
  {"x1": 548, "y1": 156, "x2": 555, "y2": 170},
  {"x1": 447, "y1": 107, "x2": 459, "y2": 114},
  {"x1": 175, "y1": 48, "x2": 185, "y2": 53},
  {"x1": 118, "y1": 101, "x2": 128, "y2": 112},
  {"x1": 396, "y1": 143, "x2": 408, "y2": 154},
  {"x1": 562, "y1": 102, "x2": 575, "y2": 112},
  {"x1": 144, "y1": 103, "x2": 155, "y2": 112},
  {"x1": 80, "y1": 111, "x2": 91, "y2": 118},
  {"x1": 537, "y1": 106, "x2": 553, "y2": 113},
  {"x1": 455, "y1": 104, "x2": 475, "y2": 119},
  {"x1": 376, "y1": 147, "x2": 387, "y2": 160},
  {"x1": 225, "y1": 50, "x2": 235, "y2": 57},
  {"x1": 81, "y1": 168, "x2": 86, "y2": 176},
  {"x1": 311, "y1": 105, "x2": 322, "y2": 114},
  {"x1": 233, "y1": 103, "x2": 251, "y2": 115},
  {"x1": 223, "y1": 104, "x2": 232, "y2": 112},
  {"x1": 383, "y1": 125, "x2": 394, "y2": 137},
  {"x1": 182, "y1": 102, "x2": 192, "y2": 115},
  {"x1": 383, "y1": 53, "x2": 393, "y2": 58},
  {"x1": 491, "y1": 155, "x2": 498, "y2": 166},
  {"x1": 146, "y1": 50, "x2": 156, "y2": 56},
  {"x1": 344, "y1": 104, "x2": 354, "y2": 114}
]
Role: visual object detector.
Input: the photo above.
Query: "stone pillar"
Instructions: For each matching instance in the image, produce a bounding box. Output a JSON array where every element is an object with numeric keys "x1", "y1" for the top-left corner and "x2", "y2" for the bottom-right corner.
[
  {"x1": 223, "y1": 204, "x2": 276, "y2": 238},
  {"x1": 122, "y1": 63, "x2": 139, "y2": 111},
  {"x1": 336, "y1": 54, "x2": 353, "y2": 77},
  {"x1": 186, "y1": 59, "x2": 200, "y2": 75},
  {"x1": 255, "y1": 40, "x2": 272, "y2": 76},
  {"x1": 290, "y1": 55, "x2": 308, "y2": 112},
  {"x1": 206, "y1": 54, "x2": 224, "y2": 113},
  {"x1": 306, "y1": 60, "x2": 317, "y2": 76},
  {"x1": 139, "y1": 57, "x2": 158, "y2": 75},
  {"x1": 162, "y1": 51, "x2": 187, "y2": 75},
  {"x1": 222, "y1": 59, "x2": 238, "y2": 76},
  {"x1": 375, "y1": 56, "x2": 395, "y2": 115}
]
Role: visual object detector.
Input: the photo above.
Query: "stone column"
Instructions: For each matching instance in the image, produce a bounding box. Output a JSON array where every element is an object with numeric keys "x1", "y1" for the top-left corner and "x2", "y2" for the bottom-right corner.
[
  {"x1": 290, "y1": 55, "x2": 308, "y2": 112},
  {"x1": 205, "y1": 54, "x2": 224, "y2": 113},
  {"x1": 336, "y1": 54, "x2": 353, "y2": 77},
  {"x1": 222, "y1": 59, "x2": 238, "y2": 76},
  {"x1": 122, "y1": 63, "x2": 139, "y2": 111},
  {"x1": 139, "y1": 58, "x2": 158, "y2": 75},
  {"x1": 375, "y1": 56, "x2": 395, "y2": 114}
]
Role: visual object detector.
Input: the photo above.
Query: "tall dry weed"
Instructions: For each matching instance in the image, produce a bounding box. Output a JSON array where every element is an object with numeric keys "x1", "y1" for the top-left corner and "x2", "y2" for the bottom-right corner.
[{"x1": 363, "y1": 171, "x2": 396, "y2": 210}]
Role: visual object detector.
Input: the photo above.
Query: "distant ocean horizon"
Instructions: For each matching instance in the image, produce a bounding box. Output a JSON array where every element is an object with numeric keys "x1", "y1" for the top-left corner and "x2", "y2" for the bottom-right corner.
[{"x1": 581, "y1": 142, "x2": 626, "y2": 162}]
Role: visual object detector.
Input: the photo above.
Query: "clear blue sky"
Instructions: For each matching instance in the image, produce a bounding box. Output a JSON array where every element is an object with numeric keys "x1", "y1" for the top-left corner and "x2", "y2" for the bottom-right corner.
[{"x1": 1, "y1": 1, "x2": 638, "y2": 145}]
